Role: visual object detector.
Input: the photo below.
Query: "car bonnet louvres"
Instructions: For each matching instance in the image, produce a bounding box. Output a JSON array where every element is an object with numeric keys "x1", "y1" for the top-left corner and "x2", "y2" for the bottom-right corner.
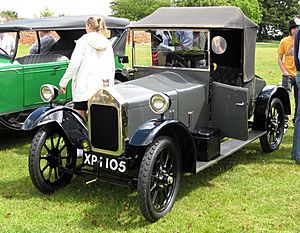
[{"x1": 88, "y1": 89, "x2": 128, "y2": 156}]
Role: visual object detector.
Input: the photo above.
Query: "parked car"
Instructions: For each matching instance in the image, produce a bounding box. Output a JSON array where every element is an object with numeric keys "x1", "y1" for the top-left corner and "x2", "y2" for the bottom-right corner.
[
  {"x1": 0, "y1": 15, "x2": 129, "y2": 129},
  {"x1": 22, "y1": 7, "x2": 290, "y2": 222}
]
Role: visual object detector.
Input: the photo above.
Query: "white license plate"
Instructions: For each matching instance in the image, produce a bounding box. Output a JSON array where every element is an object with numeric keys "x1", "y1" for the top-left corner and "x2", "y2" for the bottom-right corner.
[{"x1": 83, "y1": 153, "x2": 127, "y2": 173}]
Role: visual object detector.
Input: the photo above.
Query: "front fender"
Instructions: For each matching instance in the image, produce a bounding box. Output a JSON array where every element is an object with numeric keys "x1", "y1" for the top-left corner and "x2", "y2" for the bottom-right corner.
[
  {"x1": 254, "y1": 85, "x2": 290, "y2": 129},
  {"x1": 22, "y1": 105, "x2": 88, "y2": 148},
  {"x1": 129, "y1": 119, "x2": 197, "y2": 173}
]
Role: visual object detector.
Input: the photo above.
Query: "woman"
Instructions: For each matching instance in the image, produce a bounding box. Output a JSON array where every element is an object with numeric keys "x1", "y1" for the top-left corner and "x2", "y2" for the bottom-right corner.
[{"x1": 59, "y1": 16, "x2": 115, "y2": 120}]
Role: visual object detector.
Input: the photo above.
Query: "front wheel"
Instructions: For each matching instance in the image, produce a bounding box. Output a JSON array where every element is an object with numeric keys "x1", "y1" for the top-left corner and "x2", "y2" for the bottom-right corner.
[
  {"x1": 138, "y1": 136, "x2": 181, "y2": 222},
  {"x1": 29, "y1": 125, "x2": 76, "y2": 194},
  {"x1": 260, "y1": 98, "x2": 285, "y2": 152}
]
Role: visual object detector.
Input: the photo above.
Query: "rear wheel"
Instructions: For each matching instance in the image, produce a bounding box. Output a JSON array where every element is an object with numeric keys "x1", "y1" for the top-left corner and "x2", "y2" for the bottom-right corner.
[
  {"x1": 260, "y1": 98, "x2": 285, "y2": 152},
  {"x1": 29, "y1": 125, "x2": 76, "y2": 194},
  {"x1": 138, "y1": 136, "x2": 181, "y2": 222}
]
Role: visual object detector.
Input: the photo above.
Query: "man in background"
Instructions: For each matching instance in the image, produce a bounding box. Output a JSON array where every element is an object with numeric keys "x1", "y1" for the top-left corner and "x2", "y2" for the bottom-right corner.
[
  {"x1": 292, "y1": 20, "x2": 300, "y2": 164},
  {"x1": 0, "y1": 32, "x2": 15, "y2": 56},
  {"x1": 278, "y1": 17, "x2": 300, "y2": 126},
  {"x1": 30, "y1": 31, "x2": 56, "y2": 54}
]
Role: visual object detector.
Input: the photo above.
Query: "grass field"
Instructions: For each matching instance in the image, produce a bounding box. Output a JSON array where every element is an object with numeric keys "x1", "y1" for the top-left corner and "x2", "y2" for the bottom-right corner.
[{"x1": 0, "y1": 42, "x2": 300, "y2": 232}]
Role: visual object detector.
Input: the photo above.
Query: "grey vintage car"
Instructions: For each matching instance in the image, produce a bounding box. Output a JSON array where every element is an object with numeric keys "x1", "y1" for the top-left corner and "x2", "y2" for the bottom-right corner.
[{"x1": 23, "y1": 7, "x2": 290, "y2": 222}]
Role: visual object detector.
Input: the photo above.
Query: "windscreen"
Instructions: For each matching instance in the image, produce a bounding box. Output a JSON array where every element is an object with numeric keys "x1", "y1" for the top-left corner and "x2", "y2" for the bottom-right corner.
[{"x1": 133, "y1": 29, "x2": 209, "y2": 70}]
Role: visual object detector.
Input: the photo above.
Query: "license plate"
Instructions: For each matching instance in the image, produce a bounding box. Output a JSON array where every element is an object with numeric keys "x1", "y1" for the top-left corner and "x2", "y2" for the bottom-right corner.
[{"x1": 83, "y1": 153, "x2": 127, "y2": 173}]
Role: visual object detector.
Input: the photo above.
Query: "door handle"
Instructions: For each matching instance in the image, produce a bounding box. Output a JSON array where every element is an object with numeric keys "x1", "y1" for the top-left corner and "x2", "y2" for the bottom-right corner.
[
  {"x1": 51, "y1": 66, "x2": 61, "y2": 75},
  {"x1": 235, "y1": 102, "x2": 245, "y2": 107}
]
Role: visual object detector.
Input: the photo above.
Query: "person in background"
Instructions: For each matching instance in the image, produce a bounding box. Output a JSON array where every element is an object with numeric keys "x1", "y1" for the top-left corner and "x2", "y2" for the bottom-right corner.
[
  {"x1": 292, "y1": 22, "x2": 300, "y2": 164},
  {"x1": 30, "y1": 31, "x2": 56, "y2": 54},
  {"x1": 278, "y1": 17, "x2": 300, "y2": 127},
  {"x1": 0, "y1": 32, "x2": 15, "y2": 57},
  {"x1": 175, "y1": 30, "x2": 193, "y2": 49},
  {"x1": 59, "y1": 16, "x2": 115, "y2": 120}
]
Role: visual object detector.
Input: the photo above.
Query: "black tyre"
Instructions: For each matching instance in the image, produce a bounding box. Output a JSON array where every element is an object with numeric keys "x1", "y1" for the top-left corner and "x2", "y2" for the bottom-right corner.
[
  {"x1": 260, "y1": 98, "x2": 285, "y2": 152},
  {"x1": 29, "y1": 125, "x2": 76, "y2": 194},
  {"x1": 138, "y1": 136, "x2": 181, "y2": 222}
]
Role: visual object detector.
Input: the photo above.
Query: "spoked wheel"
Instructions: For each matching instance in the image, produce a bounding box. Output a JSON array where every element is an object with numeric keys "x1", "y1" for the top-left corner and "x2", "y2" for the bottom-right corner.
[
  {"x1": 29, "y1": 125, "x2": 76, "y2": 194},
  {"x1": 138, "y1": 136, "x2": 181, "y2": 222},
  {"x1": 260, "y1": 98, "x2": 285, "y2": 152}
]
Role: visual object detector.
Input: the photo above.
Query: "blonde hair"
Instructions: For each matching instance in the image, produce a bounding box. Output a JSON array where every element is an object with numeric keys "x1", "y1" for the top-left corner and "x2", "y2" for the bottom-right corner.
[{"x1": 86, "y1": 16, "x2": 111, "y2": 38}]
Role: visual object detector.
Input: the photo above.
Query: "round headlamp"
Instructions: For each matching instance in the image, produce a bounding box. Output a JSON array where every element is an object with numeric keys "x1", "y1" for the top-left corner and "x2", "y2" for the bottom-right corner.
[
  {"x1": 40, "y1": 84, "x2": 59, "y2": 103},
  {"x1": 149, "y1": 93, "x2": 171, "y2": 115}
]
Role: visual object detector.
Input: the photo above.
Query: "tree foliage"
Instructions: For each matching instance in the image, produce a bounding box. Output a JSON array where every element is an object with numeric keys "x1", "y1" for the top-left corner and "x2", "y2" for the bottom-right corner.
[
  {"x1": 111, "y1": 0, "x2": 300, "y2": 40},
  {"x1": 174, "y1": 0, "x2": 262, "y2": 24},
  {"x1": 0, "y1": 10, "x2": 18, "y2": 21},
  {"x1": 40, "y1": 7, "x2": 54, "y2": 18},
  {"x1": 257, "y1": 0, "x2": 300, "y2": 40},
  {"x1": 111, "y1": 0, "x2": 170, "y2": 21}
]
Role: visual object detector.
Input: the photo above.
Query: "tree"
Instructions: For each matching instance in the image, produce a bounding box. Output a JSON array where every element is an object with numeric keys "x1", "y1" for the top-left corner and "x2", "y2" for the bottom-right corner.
[
  {"x1": 111, "y1": 0, "x2": 170, "y2": 21},
  {"x1": 175, "y1": 0, "x2": 262, "y2": 24},
  {"x1": 0, "y1": 10, "x2": 18, "y2": 21},
  {"x1": 258, "y1": 0, "x2": 300, "y2": 40},
  {"x1": 40, "y1": 7, "x2": 54, "y2": 18}
]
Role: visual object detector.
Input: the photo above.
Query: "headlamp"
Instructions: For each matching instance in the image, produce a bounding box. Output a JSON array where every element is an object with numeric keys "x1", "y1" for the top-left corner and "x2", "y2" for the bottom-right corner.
[
  {"x1": 149, "y1": 93, "x2": 171, "y2": 115},
  {"x1": 40, "y1": 84, "x2": 59, "y2": 103}
]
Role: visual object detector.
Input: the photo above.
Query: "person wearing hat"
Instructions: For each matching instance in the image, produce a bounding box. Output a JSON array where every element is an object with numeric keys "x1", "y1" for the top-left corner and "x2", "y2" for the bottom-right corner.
[
  {"x1": 292, "y1": 18, "x2": 300, "y2": 164},
  {"x1": 278, "y1": 17, "x2": 300, "y2": 128}
]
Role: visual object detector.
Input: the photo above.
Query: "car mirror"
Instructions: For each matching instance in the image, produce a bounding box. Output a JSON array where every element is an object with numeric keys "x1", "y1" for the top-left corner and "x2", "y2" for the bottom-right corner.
[
  {"x1": 118, "y1": 55, "x2": 129, "y2": 64},
  {"x1": 122, "y1": 67, "x2": 135, "y2": 77}
]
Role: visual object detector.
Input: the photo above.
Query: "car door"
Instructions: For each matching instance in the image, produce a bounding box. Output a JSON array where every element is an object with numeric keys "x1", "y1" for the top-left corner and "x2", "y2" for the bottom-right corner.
[
  {"x1": 210, "y1": 82, "x2": 248, "y2": 140},
  {"x1": 23, "y1": 60, "x2": 69, "y2": 107},
  {"x1": 0, "y1": 60, "x2": 24, "y2": 115}
]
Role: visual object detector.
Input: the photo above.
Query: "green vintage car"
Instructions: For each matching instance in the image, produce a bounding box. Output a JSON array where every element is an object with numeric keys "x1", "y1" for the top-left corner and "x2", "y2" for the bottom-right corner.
[{"x1": 0, "y1": 15, "x2": 129, "y2": 129}]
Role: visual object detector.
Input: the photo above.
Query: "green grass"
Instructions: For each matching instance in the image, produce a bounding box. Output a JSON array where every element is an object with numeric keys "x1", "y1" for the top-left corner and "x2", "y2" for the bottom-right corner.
[
  {"x1": 1, "y1": 43, "x2": 299, "y2": 232},
  {"x1": 16, "y1": 44, "x2": 31, "y2": 58}
]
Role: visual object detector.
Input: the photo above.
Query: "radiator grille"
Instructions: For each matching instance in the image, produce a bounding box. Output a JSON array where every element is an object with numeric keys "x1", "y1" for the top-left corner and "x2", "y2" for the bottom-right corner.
[{"x1": 90, "y1": 104, "x2": 119, "y2": 151}]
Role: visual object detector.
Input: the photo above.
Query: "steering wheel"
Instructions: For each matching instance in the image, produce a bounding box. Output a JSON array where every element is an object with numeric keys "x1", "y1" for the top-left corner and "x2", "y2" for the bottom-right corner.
[{"x1": 0, "y1": 48, "x2": 10, "y2": 57}]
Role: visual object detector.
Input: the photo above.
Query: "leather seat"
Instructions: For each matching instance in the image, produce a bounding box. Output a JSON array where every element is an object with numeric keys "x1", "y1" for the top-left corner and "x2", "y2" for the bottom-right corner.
[
  {"x1": 16, "y1": 54, "x2": 68, "y2": 64},
  {"x1": 212, "y1": 66, "x2": 242, "y2": 86}
]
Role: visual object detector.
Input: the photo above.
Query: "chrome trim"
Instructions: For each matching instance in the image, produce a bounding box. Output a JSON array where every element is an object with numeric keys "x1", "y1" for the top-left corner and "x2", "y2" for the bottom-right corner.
[{"x1": 88, "y1": 88, "x2": 128, "y2": 156}]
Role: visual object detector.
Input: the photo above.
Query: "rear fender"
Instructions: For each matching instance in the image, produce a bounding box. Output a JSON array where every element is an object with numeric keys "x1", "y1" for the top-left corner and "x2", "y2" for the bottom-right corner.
[
  {"x1": 129, "y1": 119, "x2": 197, "y2": 173},
  {"x1": 22, "y1": 106, "x2": 88, "y2": 148},
  {"x1": 254, "y1": 85, "x2": 290, "y2": 129}
]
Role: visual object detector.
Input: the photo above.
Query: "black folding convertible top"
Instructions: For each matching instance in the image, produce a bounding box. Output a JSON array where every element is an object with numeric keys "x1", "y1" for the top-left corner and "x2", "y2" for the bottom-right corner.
[
  {"x1": 129, "y1": 6, "x2": 258, "y2": 82},
  {"x1": 129, "y1": 6, "x2": 258, "y2": 29},
  {"x1": 0, "y1": 15, "x2": 130, "y2": 31}
]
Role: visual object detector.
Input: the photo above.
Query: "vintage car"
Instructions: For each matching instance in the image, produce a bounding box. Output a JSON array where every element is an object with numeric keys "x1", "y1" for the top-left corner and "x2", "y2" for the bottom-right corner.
[
  {"x1": 0, "y1": 15, "x2": 129, "y2": 129},
  {"x1": 22, "y1": 7, "x2": 290, "y2": 222}
]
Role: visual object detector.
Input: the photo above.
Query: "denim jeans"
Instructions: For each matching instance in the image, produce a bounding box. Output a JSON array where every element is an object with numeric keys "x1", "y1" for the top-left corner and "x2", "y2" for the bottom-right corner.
[
  {"x1": 282, "y1": 75, "x2": 298, "y2": 121},
  {"x1": 292, "y1": 72, "x2": 300, "y2": 162}
]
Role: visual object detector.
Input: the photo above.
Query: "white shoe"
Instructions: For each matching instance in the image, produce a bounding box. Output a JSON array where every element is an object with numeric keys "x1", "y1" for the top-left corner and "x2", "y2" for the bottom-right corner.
[
  {"x1": 77, "y1": 149, "x2": 83, "y2": 158},
  {"x1": 284, "y1": 120, "x2": 289, "y2": 134}
]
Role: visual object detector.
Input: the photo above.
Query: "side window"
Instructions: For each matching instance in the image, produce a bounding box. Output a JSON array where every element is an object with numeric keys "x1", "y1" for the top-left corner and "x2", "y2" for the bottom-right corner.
[{"x1": 211, "y1": 36, "x2": 227, "y2": 54}]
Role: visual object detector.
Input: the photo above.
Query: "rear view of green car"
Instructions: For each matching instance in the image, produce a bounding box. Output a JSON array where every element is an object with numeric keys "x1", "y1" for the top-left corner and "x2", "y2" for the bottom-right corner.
[{"x1": 0, "y1": 15, "x2": 129, "y2": 129}]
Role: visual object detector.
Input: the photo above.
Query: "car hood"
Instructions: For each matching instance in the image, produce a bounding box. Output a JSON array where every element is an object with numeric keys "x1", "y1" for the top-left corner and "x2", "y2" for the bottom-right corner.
[{"x1": 106, "y1": 71, "x2": 205, "y2": 109}]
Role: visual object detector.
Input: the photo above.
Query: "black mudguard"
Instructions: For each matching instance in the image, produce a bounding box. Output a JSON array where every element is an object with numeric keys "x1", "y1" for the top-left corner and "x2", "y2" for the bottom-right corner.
[
  {"x1": 129, "y1": 119, "x2": 197, "y2": 173},
  {"x1": 22, "y1": 105, "x2": 88, "y2": 148},
  {"x1": 254, "y1": 85, "x2": 291, "y2": 130}
]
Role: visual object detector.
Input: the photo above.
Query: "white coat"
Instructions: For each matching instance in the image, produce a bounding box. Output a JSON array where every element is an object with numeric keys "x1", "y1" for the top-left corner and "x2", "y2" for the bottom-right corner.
[{"x1": 59, "y1": 32, "x2": 115, "y2": 102}]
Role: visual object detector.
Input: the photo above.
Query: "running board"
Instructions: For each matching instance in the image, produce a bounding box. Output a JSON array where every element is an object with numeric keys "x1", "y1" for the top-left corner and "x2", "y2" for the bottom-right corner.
[
  {"x1": 0, "y1": 117, "x2": 23, "y2": 130},
  {"x1": 196, "y1": 130, "x2": 266, "y2": 173}
]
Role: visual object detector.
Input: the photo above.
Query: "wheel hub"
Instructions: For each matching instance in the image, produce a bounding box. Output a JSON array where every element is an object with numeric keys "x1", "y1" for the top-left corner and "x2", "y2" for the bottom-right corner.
[
  {"x1": 269, "y1": 118, "x2": 278, "y2": 131},
  {"x1": 48, "y1": 148, "x2": 60, "y2": 168},
  {"x1": 157, "y1": 169, "x2": 174, "y2": 187}
]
